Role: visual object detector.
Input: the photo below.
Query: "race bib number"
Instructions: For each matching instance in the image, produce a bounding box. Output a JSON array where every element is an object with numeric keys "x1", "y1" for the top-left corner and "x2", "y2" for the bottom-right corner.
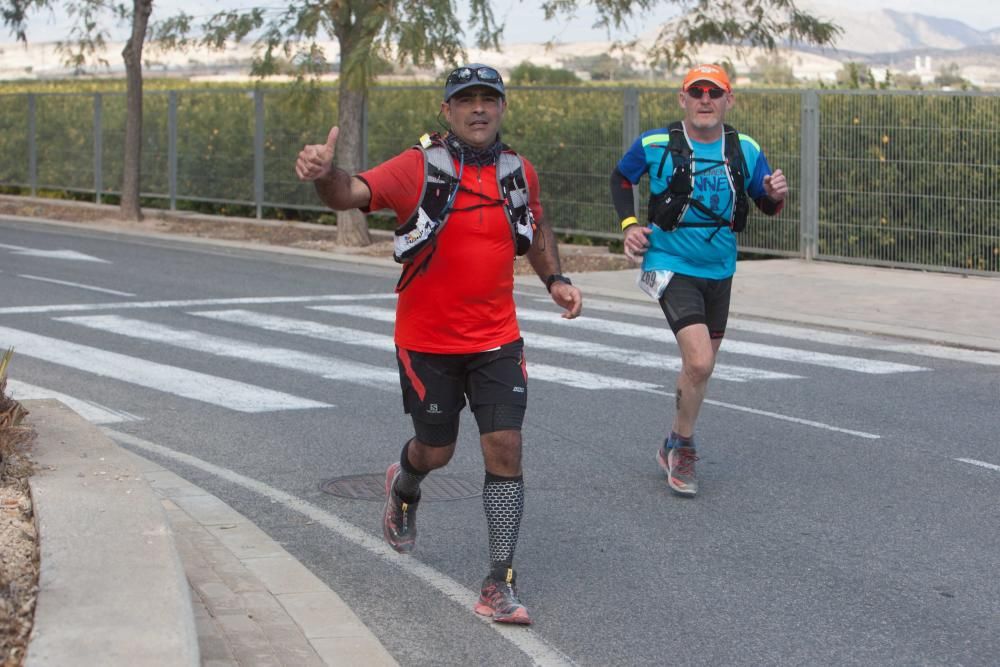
[{"x1": 637, "y1": 269, "x2": 673, "y2": 300}]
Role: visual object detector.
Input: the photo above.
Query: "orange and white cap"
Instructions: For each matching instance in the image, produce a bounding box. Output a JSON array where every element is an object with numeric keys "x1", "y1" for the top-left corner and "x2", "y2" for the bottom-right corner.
[{"x1": 681, "y1": 64, "x2": 732, "y2": 92}]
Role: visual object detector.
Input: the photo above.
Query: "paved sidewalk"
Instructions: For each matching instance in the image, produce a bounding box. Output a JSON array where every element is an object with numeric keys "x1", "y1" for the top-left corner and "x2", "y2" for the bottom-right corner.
[{"x1": 130, "y1": 453, "x2": 399, "y2": 667}]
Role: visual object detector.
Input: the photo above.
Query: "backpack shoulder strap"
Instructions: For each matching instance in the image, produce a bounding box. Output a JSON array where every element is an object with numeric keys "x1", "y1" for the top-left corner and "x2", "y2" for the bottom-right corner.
[{"x1": 722, "y1": 124, "x2": 746, "y2": 194}]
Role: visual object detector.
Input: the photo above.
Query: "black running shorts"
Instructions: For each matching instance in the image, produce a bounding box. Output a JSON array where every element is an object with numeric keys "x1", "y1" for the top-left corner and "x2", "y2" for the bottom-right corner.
[
  {"x1": 658, "y1": 273, "x2": 733, "y2": 339},
  {"x1": 396, "y1": 338, "x2": 528, "y2": 425}
]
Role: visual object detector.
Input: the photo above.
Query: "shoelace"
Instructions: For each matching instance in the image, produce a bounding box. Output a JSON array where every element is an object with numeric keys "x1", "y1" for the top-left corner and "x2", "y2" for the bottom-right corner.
[{"x1": 674, "y1": 448, "x2": 699, "y2": 476}]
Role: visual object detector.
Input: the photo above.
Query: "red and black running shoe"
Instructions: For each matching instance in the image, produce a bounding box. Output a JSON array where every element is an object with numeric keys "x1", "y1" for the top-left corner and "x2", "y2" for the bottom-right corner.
[
  {"x1": 474, "y1": 567, "x2": 532, "y2": 625},
  {"x1": 657, "y1": 441, "x2": 699, "y2": 496},
  {"x1": 382, "y1": 462, "x2": 418, "y2": 552}
]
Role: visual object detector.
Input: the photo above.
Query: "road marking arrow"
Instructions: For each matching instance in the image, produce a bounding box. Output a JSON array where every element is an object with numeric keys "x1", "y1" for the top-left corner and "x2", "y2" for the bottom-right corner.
[{"x1": 0, "y1": 243, "x2": 109, "y2": 263}]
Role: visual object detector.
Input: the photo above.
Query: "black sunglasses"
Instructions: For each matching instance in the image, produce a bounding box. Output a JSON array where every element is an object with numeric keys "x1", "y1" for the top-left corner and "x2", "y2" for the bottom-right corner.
[
  {"x1": 687, "y1": 85, "x2": 726, "y2": 100},
  {"x1": 447, "y1": 66, "x2": 503, "y2": 87}
]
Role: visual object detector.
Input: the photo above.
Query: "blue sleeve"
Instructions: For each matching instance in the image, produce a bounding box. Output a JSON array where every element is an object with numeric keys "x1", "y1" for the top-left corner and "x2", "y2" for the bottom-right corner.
[
  {"x1": 617, "y1": 137, "x2": 649, "y2": 184},
  {"x1": 743, "y1": 139, "x2": 772, "y2": 200}
]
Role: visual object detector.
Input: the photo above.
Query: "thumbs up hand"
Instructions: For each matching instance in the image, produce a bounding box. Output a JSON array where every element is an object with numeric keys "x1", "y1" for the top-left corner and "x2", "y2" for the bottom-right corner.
[{"x1": 295, "y1": 127, "x2": 339, "y2": 181}]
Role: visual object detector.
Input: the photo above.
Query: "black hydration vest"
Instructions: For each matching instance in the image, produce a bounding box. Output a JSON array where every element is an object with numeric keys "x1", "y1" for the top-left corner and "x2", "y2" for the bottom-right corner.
[
  {"x1": 647, "y1": 121, "x2": 750, "y2": 239},
  {"x1": 393, "y1": 133, "x2": 535, "y2": 291}
]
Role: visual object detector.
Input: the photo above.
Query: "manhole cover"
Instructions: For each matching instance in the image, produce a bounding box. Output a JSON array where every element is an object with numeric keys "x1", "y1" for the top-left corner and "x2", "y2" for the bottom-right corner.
[{"x1": 320, "y1": 473, "x2": 481, "y2": 501}]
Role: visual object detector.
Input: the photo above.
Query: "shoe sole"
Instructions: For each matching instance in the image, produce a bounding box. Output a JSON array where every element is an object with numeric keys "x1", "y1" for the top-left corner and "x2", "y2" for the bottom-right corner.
[
  {"x1": 382, "y1": 463, "x2": 414, "y2": 553},
  {"x1": 474, "y1": 601, "x2": 532, "y2": 625},
  {"x1": 656, "y1": 449, "x2": 697, "y2": 497}
]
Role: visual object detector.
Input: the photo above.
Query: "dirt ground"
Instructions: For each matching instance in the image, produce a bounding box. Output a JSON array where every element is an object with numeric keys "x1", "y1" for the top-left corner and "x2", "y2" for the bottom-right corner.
[
  {"x1": 0, "y1": 195, "x2": 633, "y2": 275},
  {"x1": 0, "y1": 393, "x2": 36, "y2": 667}
]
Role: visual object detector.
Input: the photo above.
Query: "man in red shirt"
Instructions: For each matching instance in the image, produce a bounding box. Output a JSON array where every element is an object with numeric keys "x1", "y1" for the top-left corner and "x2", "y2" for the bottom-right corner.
[{"x1": 296, "y1": 63, "x2": 582, "y2": 625}]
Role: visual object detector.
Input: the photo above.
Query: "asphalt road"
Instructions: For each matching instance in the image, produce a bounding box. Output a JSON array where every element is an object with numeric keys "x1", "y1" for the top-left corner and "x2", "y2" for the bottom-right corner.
[{"x1": 2, "y1": 219, "x2": 998, "y2": 666}]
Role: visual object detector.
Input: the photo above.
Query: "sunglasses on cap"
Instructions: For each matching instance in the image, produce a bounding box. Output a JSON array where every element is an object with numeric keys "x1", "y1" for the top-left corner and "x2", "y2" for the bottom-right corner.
[
  {"x1": 686, "y1": 85, "x2": 726, "y2": 100},
  {"x1": 446, "y1": 66, "x2": 503, "y2": 87}
]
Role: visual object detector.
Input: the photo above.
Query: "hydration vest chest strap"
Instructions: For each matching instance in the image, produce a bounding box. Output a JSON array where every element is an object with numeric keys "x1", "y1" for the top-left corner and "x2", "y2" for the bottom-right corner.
[{"x1": 647, "y1": 121, "x2": 749, "y2": 236}]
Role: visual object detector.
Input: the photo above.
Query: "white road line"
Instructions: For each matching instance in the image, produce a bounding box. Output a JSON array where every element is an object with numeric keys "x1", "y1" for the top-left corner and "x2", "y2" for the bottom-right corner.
[
  {"x1": 108, "y1": 430, "x2": 577, "y2": 667},
  {"x1": 643, "y1": 388, "x2": 880, "y2": 439},
  {"x1": 574, "y1": 295, "x2": 1000, "y2": 367},
  {"x1": 0, "y1": 293, "x2": 396, "y2": 315},
  {"x1": 528, "y1": 363, "x2": 663, "y2": 391},
  {"x1": 8, "y1": 380, "x2": 141, "y2": 424},
  {"x1": 513, "y1": 308, "x2": 928, "y2": 375},
  {"x1": 314, "y1": 304, "x2": 801, "y2": 383},
  {"x1": 194, "y1": 309, "x2": 395, "y2": 352},
  {"x1": 0, "y1": 242, "x2": 108, "y2": 263},
  {"x1": 726, "y1": 319, "x2": 1000, "y2": 367},
  {"x1": 195, "y1": 310, "x2": 668, "y2": 392},
  {"x1": 312, "y1": 308, "x2": 874, "y2": 438},
  {"x1": 18, "y1": 274, "x2": 136, "y2": 296},
  {"x1": 0, "y1": 325, "x2": 328, "y2": 412},
  {"x1": 58, "y1": 315, "x2": 398, "y2": 390},
  {"x1": 956, "y1": 458, "x2": 1000, "y2": 473}
]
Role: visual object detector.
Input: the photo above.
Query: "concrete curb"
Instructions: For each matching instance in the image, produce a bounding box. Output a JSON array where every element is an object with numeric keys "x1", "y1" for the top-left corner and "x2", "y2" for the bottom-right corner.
[
  {"x1": 24, "y1": 399, "x2": 199, "y2": 666},
  {"x1": 124, "y1": 450, "x2": 399, "y2": 667}
]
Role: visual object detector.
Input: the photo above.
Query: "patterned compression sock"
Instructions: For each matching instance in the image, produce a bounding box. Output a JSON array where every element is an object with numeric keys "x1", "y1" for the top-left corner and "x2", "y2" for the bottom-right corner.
[
  {"x1": 483, "y1": 472, "x2": 525, "y2": 568},
  {"x1": 394, "y1": 440, "x2": 427, "y2": 503}
]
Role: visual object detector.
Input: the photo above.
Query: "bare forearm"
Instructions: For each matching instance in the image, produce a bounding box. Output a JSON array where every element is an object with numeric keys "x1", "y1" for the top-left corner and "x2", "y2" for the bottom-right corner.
[
  {"x1": 527, "y1": 220, "x2": 562, "y2": 284},
  {"x1": 313, "y1": 167, "x2": 370, "y2": 211}
]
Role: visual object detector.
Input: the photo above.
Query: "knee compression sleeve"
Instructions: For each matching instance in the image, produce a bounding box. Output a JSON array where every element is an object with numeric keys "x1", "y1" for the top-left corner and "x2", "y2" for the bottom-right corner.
[
  {"x1": 412, "y1": 416, "x2": 459, "y2": 446},
  {"x1": 473, "y1": 404, "x2": 525, "y2": 434}
]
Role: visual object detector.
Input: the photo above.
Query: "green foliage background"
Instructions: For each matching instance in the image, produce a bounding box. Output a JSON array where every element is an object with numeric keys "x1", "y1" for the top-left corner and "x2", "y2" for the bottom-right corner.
[{"x1": 0, "y1": 80, "x2": 996, "y2": 272}]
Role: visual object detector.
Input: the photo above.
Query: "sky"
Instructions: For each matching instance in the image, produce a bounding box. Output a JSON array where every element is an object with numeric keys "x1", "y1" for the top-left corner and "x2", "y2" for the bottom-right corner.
[{"x1": 0, "y1": 0, "x2": 996, "y2": 45}]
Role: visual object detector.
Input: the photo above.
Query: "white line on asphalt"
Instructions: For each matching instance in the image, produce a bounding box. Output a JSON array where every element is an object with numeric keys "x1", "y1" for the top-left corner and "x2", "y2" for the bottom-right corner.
[
  {"x1": 0, "y1": 325, "x2": 329, "y2": 412},
  {"x1": 314, "y1": 304, "x2": 801, "y2": 383},
  {"x1": 315, "y1": 305, "x2": 880, "y2": 438},
  {"x1": 195, "y1": 308, "x2": 873, "y2": 437},
  {"x1": 107, "y1": 430, "x2": 577, "y2": 667},
  {"x1": 573, "y1": 295, "x2": 1000, "y2": 367},
  {"x1": 513, "y1": 308, "x2": 928, "y2": 375},
  {"x1": 196, "y1": 309, "x2": 664, "y2": 392},
  {"x1": 17, "y1": 273, "x2": 136, "y2": 296},
  {"x1": 58, "y1": 315, "x2": 398, "y2": 390},
  {"x1": 955, "y1": 458, "x2": 1000, "y2": 472},
  {"x1": 7, "y1": 380, "x2": 141, "y2": 424},
  {"x1": 0, "y1": 292, "x2": 396, "y2": 315}
]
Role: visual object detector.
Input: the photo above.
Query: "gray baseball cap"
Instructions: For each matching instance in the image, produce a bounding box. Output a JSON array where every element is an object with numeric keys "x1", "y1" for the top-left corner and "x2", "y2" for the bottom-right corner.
[{"x1": 443, "y1": 64, "x2": 505, "y2": 101}]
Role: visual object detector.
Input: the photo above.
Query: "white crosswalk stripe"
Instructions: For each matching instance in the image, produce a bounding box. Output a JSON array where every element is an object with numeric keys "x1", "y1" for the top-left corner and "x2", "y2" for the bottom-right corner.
[
  {"x1": 190, "y1": 309, "x2": 666, "y2": 392},
  {"x1": 576, "y1": 296, "x2": 1000, "y2": 367},
  {"x1": 311, "y1": 304, "x2": 801, "y2": 383},
  {"x1": 57, "y1": 314, "x2": 398, "y2": 390},
  {"x1": 0, "y1": 325, "x2": 329, "y2": 412},
  {"x1": 511, "y1": 308, "x2": 928, "y2": 374}
]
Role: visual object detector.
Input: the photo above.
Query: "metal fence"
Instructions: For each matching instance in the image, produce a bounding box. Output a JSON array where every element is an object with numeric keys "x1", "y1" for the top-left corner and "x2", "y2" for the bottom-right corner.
[{"x1": 0, "y1": 86, "x2": 997, "y2": 275}]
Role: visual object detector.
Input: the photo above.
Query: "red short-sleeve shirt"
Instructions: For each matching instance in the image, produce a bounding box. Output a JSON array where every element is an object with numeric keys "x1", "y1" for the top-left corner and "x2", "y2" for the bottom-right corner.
[{"x1": 359, "y1": 147, "x2": 543, "y2": 354}]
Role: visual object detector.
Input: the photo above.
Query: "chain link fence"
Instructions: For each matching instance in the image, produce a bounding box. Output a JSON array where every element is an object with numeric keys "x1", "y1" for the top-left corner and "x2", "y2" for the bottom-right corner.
[{"x1": 0, "y1": 85, "x2": 996, "y2": 274}]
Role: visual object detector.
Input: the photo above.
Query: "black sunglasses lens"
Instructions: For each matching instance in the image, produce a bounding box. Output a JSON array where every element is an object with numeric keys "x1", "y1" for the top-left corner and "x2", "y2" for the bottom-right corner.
[
  {"x1": 689, "y1": 86, "x2": 723, "y2": 99},
  {"x1": 448, "y1": 68, "x2": 472, "y2": 85},
  {"x1": 476, "y1": 67, "x2": 501, "y2": 83}
]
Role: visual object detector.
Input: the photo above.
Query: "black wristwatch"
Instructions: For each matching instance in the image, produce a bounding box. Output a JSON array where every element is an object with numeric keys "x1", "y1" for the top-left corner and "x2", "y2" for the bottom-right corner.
[{"x1": 545, "y1": 274, "x2": 572, "y2": 292}]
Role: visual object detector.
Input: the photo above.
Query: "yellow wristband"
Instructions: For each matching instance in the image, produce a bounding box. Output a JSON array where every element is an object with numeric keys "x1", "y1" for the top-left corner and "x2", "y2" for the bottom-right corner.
[{"x1": 620, "y1": 216, "x2": 638, "y2": 231}]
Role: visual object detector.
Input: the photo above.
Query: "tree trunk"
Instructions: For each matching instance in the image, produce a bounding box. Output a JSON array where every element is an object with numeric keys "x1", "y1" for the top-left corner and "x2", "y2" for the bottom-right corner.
[
  {"x1": 119, "y1": 0, "x2": 153, "y2": 221},
  {"x1": 334, "y1": 78, "x2": 372, "y2": 246}
]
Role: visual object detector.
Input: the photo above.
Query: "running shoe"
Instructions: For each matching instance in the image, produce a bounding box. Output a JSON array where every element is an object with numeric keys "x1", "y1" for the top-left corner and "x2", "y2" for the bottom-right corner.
[
  {"x1": 657, "y1": 440, "x2": 699, "y2": 496},
  {"x1": 474, "y1": 567, "x2": 532, "y2": 625},
  {"x1": 382, "y1": 462, "x2": 417, "y2": 552}
]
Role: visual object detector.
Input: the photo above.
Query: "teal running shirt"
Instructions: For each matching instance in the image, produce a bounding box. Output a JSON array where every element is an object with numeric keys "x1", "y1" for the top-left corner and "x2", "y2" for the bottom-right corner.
[{"x1": 617, "y1": 126, "x2": 773, "y2": 279}]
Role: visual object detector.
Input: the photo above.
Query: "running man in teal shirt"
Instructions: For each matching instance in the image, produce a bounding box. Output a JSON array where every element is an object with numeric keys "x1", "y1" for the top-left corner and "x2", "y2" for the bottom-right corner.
[{"x1": 610, "y1": 63, "x2": 788, "y2": 497}]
